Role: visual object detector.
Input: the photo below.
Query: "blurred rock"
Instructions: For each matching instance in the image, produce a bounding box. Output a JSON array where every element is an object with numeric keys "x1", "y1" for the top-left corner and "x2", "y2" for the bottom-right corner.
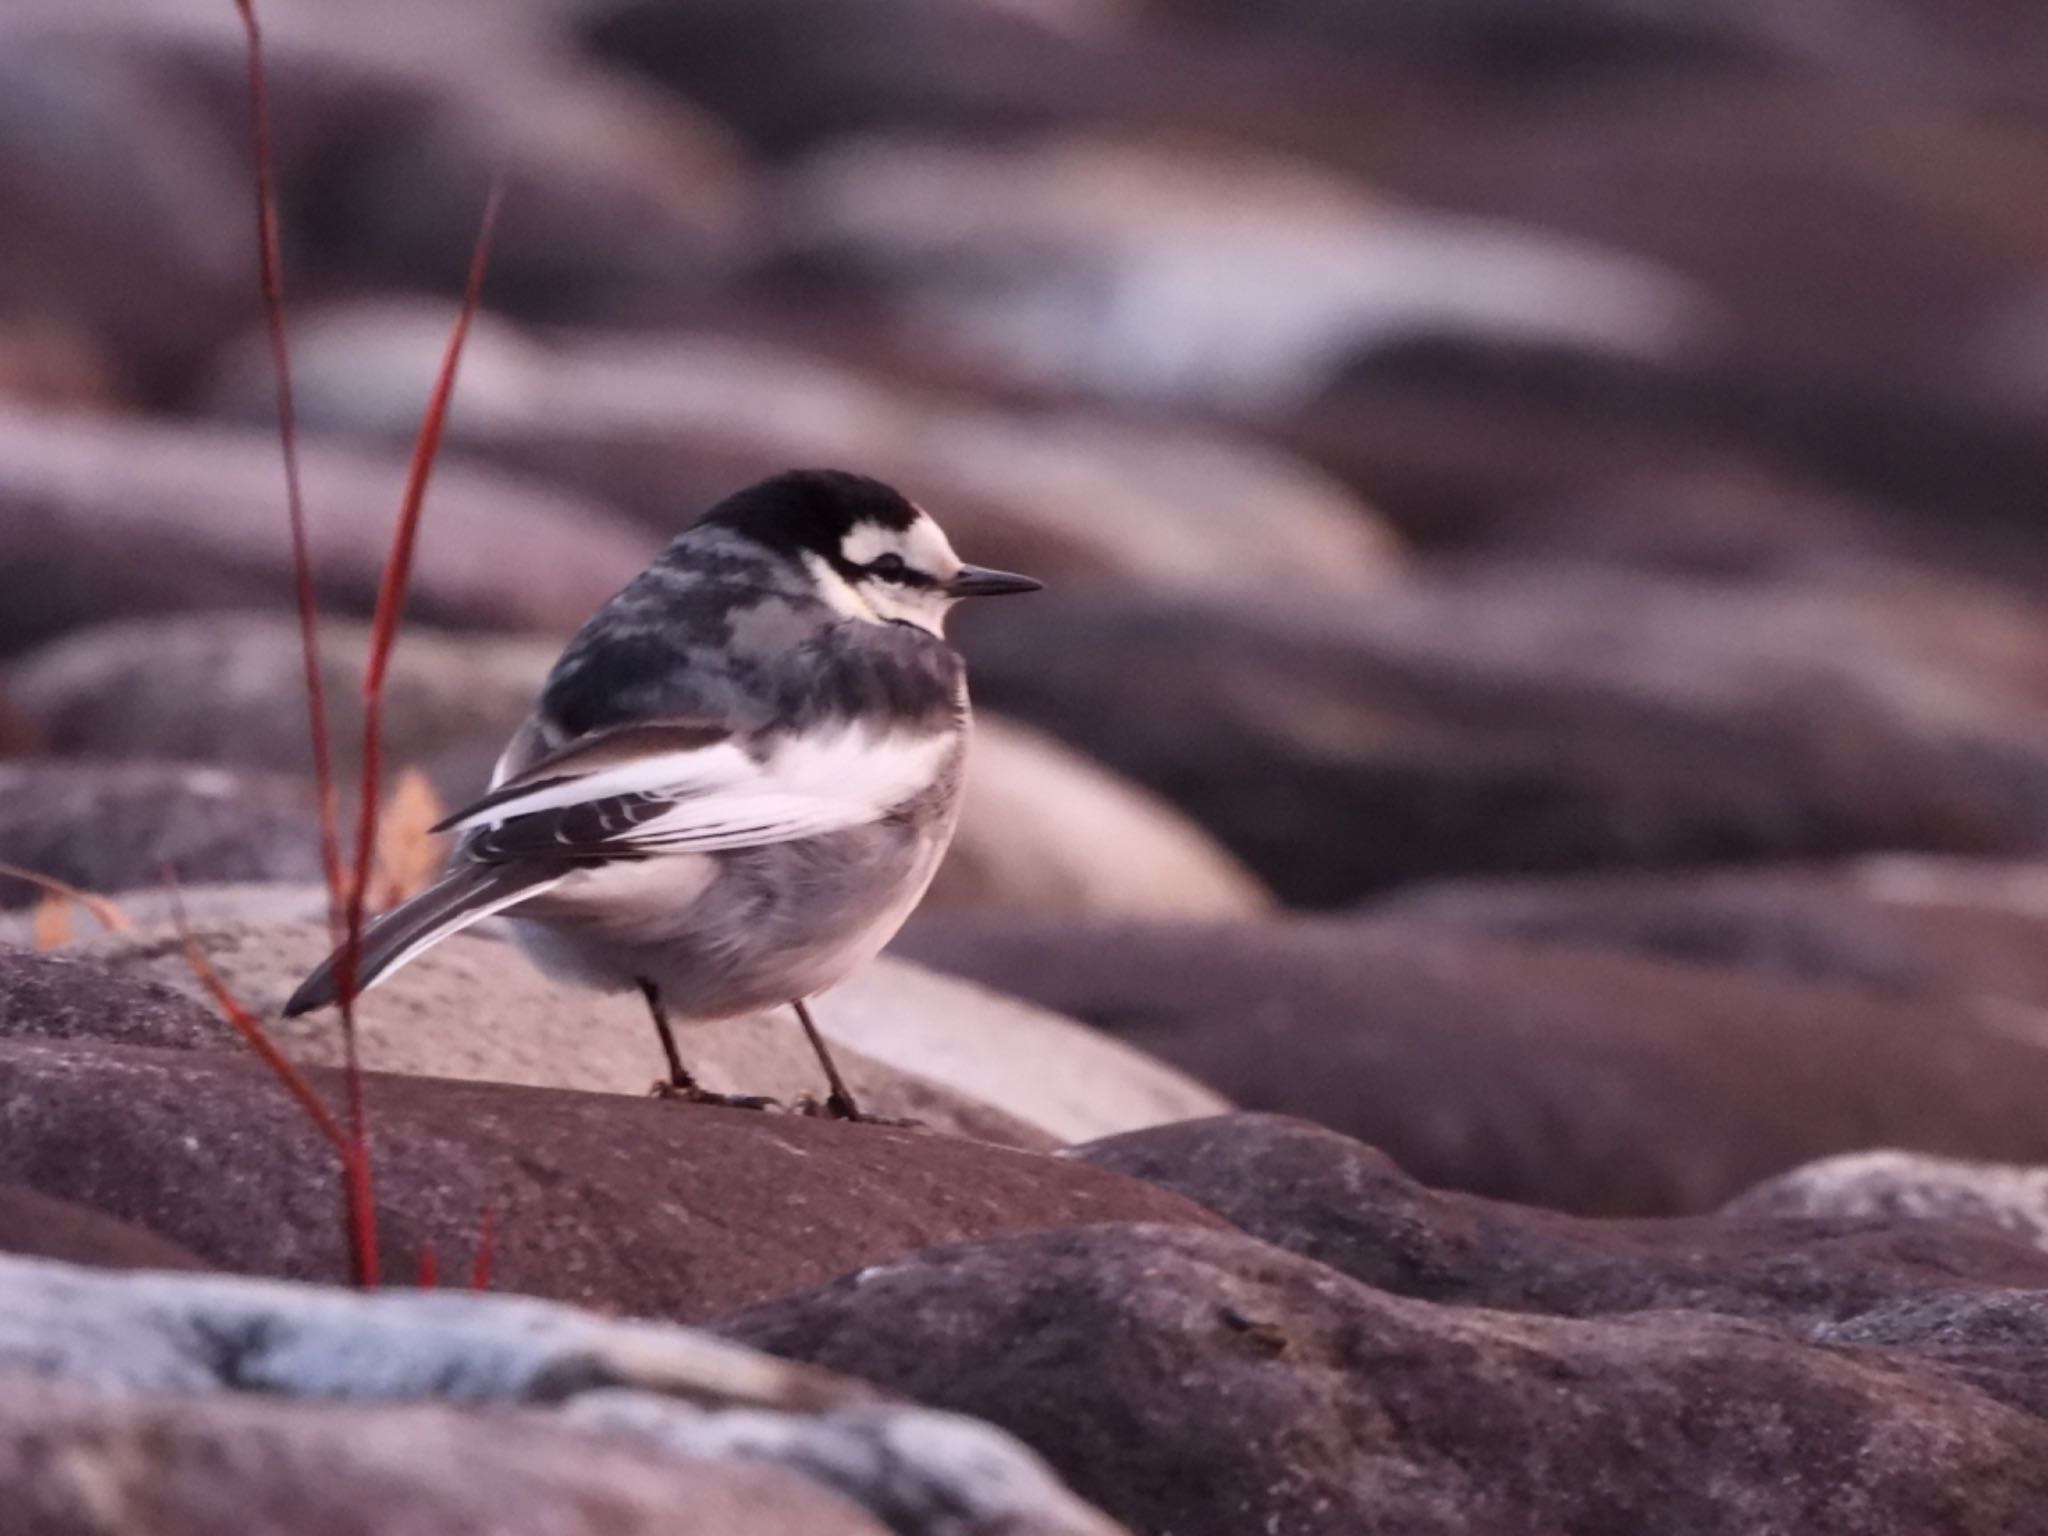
[
  {"x1": 0, "y1": 407, "x2": 655, "y2": 655},
  {"x1": 957, "y1": 568, "x2": 2048, "y2": 905},
  {"x1": 1377, "y1": 861, "x2": 2048, "y2": 1003},
  {"x1": 0, "y1": 1032, "x2": 1221, "y2": 1317},
  {"x1": 900, "y1": 914, "x2": 2048, "y2": 1215},
  {"x1": 5, "y1": 613, "x2": 561, "y2": 797},
  {"x1": 0, "y1": 1251, "x2": 1126, "y2": 1536},
  {"x1": 7, "y1": 611, "x2": 1271, "y2": 924},
  {"x1": 60, "y1": 915, "x2": 1221, "y2": 1146},
  {"x1": 1081, "y1": 1113, "x2": 2048, "y2": 1324},
  {"x1": 0, "y1": 4, "x2": 751, "y2": 378},
  {"x1": 928, "y1": 716, "x2": 1269, "y2": 920},
  {"x1": 582, "y1": 0, "x2": 1126, "y2": 154},
  {"x1": 200, "y1": 301, "x2": 1399, "y2": 595},
  {"x1": 1726, "y1": 1151, "x2": 2048, "y2": 1253},
  {"x1": 0, "y1": 761, "x2": 323, "y2": 907},
  {"x1": 0, "y1": 1382, "x2": 890, "y2": 1536},
  {"x1": 772, "y1": 134, "x2": 1714, "y2": 411},
  {"x1": 722, "y1": 1220, "x2": 2048, "y2": 1536},
  {"x1": 0, "y1": 1185, "x2": 211, "y2": 1271}
]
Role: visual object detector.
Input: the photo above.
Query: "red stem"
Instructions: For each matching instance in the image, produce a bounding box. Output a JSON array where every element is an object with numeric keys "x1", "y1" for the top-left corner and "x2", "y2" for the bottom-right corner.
[
  {"x1": 231, "y1": 0, "x2": 345, "y2": 938},
  {"x1": 469, "y1": 1206, "x2": 497, "y2": 1292}
]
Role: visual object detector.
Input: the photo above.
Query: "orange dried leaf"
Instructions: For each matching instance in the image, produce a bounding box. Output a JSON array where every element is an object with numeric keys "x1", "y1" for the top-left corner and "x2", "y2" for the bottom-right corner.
[
  {"x1": 31, "y1": 893, "x2": 73, "y2": 950},
  {"x1": 373, "y1": 768, "x2": 447, "y2": 908},
  {"x1": 0, "y1": 860, "x2": 132, "y2": 937}
]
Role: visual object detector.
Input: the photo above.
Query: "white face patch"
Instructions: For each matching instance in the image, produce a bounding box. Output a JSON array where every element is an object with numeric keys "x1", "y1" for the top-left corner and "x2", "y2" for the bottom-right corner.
[{"x1": 836, "y1": 509, "x2": 964, "y2": 636}]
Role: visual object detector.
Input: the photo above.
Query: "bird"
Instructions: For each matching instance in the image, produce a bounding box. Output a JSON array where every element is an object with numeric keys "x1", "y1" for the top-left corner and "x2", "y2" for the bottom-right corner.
[{"x1": 283, "y1": 469, "x2": 1041, "y2": 1118}]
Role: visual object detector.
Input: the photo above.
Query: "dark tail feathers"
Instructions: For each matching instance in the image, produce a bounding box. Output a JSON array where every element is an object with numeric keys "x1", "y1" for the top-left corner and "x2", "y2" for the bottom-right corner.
[{"x1": 282, "y1": 865, "x2": 550, "y2": 1016}]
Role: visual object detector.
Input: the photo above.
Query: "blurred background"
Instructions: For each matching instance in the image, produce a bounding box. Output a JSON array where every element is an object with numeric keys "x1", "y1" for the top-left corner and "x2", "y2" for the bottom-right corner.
[{"x1": 16, "y1": 0, "x2": 2048, "y2": 1211}]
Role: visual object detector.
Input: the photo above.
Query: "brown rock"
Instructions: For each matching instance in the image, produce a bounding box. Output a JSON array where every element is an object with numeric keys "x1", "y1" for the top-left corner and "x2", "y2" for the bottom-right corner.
[
  {"x1": 0, "y1": 1185, "x2": 211, "y2": 1271},
  {"x1": 0, "y1": 761, "x2": 322, "y2": 908},
  {"x1": 1079, "y1": 1113, "x2": 2048, "y2": 1325},
  {"x1": 1378, "y1": 860, "x2": 2048, "y2": 1003},
  {"x1": 0, "y1": 407, "x2": 654, "y2": 655},
  {"x1": 719, "y1": 1221, "x2": 2048, "y2": 1536},
  {"x1": 0, "y1": 1378, "x2": 888, "y2": 1536},
  {"x1": 0, "y1": 1034, "x2": 1221, "y2": 1317},
  {"x1": 580, "y1": 0, "x2": 1121, "y2": 154},
  {"x1": 900, "y1": 915, "x2": 2048, "y2": 1215},
  {"x1": 957, "y1": 569, "x2": 2048, "y2": 904}
]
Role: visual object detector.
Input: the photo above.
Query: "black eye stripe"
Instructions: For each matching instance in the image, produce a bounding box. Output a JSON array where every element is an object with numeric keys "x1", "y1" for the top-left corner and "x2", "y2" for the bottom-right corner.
[{"x1": 864, "y1": 553, "x2": 933, "y2": 587}]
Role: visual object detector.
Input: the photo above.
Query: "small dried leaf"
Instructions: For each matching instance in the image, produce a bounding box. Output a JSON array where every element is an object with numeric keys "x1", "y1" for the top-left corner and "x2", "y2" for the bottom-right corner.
[
  {"x1": 372, "y1": 767, "x2": 448, "y2": 909},
  {"x1": 0, "y1": 860, "x2": 132, "y2": 937},
  {"x1": 31, "y1": 892, "x2": 74, "y2": 950}
]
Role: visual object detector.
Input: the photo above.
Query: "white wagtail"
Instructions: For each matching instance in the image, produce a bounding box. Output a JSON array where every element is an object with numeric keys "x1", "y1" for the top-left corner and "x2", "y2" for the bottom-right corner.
[{"x1": 284, "y1": 469, "x2": 1041, "y2": 1117}]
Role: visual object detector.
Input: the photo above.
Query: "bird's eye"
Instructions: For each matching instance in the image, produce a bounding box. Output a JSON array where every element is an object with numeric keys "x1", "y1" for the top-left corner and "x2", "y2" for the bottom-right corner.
[{"x1": 867, "y1": 553, "x2": 910, "y2": 581}]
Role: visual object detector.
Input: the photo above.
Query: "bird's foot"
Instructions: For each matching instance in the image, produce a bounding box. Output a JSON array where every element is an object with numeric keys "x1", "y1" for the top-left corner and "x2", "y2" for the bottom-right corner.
[
  {"x1": 793, "y1": 1090, "x2": 921, "y2": 1128},
  {"x1": 648, "y1": 1080, "x2": 782, "y2": 1112}
]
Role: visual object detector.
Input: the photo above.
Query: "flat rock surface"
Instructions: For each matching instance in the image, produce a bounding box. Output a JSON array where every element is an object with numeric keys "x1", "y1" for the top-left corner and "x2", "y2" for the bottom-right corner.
[
  {"x1": 39, "y1": 914, "x2": 1226, "y2": 1146},
  {"x1": 903, "y1": 915, "x2": 2048, "y2": 1214},
  {"x1": 0, "y1": 1033, "x2": 1221, "y2": 1318},
  {"x1": 719, "y1": 1220, "x2": 2048, "y2": 1536},
  {"x1": 66, "y1": 919, "x2": 1053, "y2": 1148}
]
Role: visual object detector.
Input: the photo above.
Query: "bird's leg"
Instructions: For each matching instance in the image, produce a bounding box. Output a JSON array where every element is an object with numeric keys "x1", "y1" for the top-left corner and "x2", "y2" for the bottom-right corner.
[
  {"x1": 792, "y1": 997, "x2": 863, "y2": 1120},
  {"x1": 790, "y1": 999, "x2": 918, "y2": 1126},
  {"x1": 639, "y1": 980, "x2": 777, "y2": 1110}
]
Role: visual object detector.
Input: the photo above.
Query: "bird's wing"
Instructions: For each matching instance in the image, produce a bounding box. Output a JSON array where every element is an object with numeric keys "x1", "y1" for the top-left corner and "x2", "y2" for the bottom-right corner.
[{"x1": 434, "y1": 715, "x2": 955, "y2": 861}]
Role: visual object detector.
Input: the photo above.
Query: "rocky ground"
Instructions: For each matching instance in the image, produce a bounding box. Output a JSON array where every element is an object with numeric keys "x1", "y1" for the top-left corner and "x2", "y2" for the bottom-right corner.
[{"x1": 11, "y1": 0, "x2": 2048, "y2": 1531}]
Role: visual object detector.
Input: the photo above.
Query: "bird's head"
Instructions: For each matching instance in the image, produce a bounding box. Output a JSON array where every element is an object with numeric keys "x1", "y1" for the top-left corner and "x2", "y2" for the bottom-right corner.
[{"x1": 700, "y1": 469, "x2": 1042, "y2": 635}]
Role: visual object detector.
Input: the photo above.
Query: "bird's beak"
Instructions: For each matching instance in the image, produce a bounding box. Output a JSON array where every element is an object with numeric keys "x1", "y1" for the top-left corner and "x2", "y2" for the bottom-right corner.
[{"x1": 946, "y1": 564, "x2": 1044, "y2": 598}]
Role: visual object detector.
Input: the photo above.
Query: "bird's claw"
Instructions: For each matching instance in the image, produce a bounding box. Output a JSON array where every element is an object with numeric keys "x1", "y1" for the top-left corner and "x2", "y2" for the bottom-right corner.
[
  {"x1": 648, "y1": 1081, "x2": 782, "y2": 1112},
  {"x1": 793, "y1": 1090, "x2": 921, "y2": 1128}
]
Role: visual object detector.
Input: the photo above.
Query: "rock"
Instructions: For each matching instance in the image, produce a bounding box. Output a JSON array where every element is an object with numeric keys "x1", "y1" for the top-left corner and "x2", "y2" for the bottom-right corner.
[
  {"x1": 0, "y1": 17, "x2": 250, "y2": 389},
  {"x1": 0, "y1": 4, "x2": 751, "y2": 372},
  {"x1": 0, "y1": 1185, "x2": 211, "y2": 1271},
  {"x1": 53, "y1": 920, "x2": 1048, "y2": 1149},
  {"x1": 956, "y1": 568, "x2": 2048, "y2": 905},
  {"x1": 0, "y1": 406, "x2": 655, "y2": 655},
  {"x1": 1726, "y1": 1151, "x2": 2048, "y2": 1253},
  {"x1": 581, "y1": 0, "x2": 1123, "y2": 154},
  {"x1": 720, "y1": 1221, "x2": 2048, "y2": 1536},
  {"x1": 0, "y1": 1250, "x2": 1125, "y2": 1535},
  {"x1": 7, "y1": 613, "x2": 1272, "y2": 921},
  {"x1": 1079, "y1": 1113, "x2": 2048, "y2": 1326},
  {"x1": 922, "y1": 716, "x2": 1271, "y2": 920},
  {"x1": 5, "y1": 613, "x2": 562, "y2": 799},
  {"x1": 772, "y1": 134, "x2": 1713, "y2": 411},
  {"x1": 0, "y1": 1033, "x2": 1221, "y2": 1316},
  {"x1": 7, "y1": 911, "x2": 1227, "y2": 1144},
  {"x1": 200, "y1": 302, "x2": 1398, "y2": 597},
  {"x1": 0, "y1": 1381, "x2": 892, "y2": 1536},
  {"x1": 0, "y1": 761, "x2": 323, "y2": 907},
  {"x1": 900, "y1": 915, "x2": 2048, "y2": 1215},
  {"x1": 1376, "y1": 861, "x2": 2048, "y2": 1004}
]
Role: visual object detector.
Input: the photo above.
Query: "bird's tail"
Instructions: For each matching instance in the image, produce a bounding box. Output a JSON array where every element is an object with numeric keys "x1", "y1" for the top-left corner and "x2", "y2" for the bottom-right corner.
[{"x1": 281, "y1": 864, "x2": 562, "y2": 1017}]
